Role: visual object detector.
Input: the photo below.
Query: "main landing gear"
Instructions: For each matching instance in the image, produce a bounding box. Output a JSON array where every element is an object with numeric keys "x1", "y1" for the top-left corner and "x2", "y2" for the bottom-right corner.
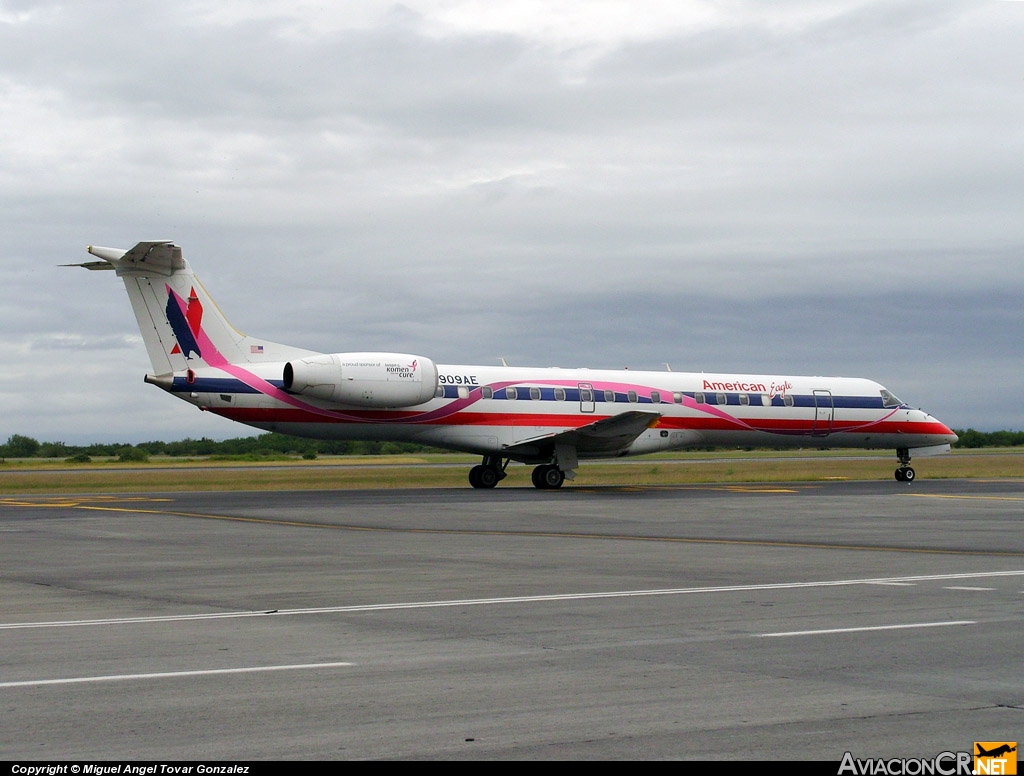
[
  {"x1": 531, "y1": 464, "x2": 565, "y2": 490},
  {"x1": 468, "y1": 455, "x2": 509, "y2": 489},
  {"x1": 895, "y1": 448, "x2": 916, "y2": 482},
  {"x1": 467, "y1": 458, "x2": 567, "y2": 489}
]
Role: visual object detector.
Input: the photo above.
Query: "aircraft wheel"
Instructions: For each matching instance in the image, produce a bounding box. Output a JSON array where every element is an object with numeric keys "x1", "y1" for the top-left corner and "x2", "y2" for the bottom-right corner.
[
  {"x1": 533, "y1": 464, "x2": 564, "y2": 489},
  {"x1": 469, "y1": 465, "x2": 484, "y2": 488},
  {"x1": 470, "y1": 464, "x2": 500, "y2": 489},
  {"x1": 478, "y1": 466, "x2": 499, "y2": 488},
  {"x1": 895, "y1": 466, "x2": 915, "y2": 482},
  {"x1": 531, "y1": 466, "x2": 546, "y2": 489},
  {"x1": 545, "y1": 467, "x2": 565, "y2": 489}
]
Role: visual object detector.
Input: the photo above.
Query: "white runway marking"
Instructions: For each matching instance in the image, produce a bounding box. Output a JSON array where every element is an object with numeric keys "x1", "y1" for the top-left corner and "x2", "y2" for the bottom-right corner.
[
  {"x1": 756, "y1": 621, "x2": 975, "y2": 638},
  {"x1": 0, "y1": 662, "x2": 354, "y2": 689},
  {"x1": 865, "y1": 581, "x2": 917, "y2": 586},
  {"x1": 2, "y1": 570, "x2": 1021, "y2": 631},
  {"x1": 943, "y1": 586, "x2": 995, "y2": 591}
]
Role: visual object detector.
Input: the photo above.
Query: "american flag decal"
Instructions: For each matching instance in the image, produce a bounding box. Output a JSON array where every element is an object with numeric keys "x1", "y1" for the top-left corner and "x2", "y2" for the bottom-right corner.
[{"x1": 250, "y1": 345, "x2": 264, "y2": 354}]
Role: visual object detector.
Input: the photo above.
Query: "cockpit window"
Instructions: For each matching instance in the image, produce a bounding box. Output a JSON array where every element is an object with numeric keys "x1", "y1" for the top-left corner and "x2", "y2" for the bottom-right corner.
[{"x1": 880, "y1": 389, "x2": 903, "y2": 408}]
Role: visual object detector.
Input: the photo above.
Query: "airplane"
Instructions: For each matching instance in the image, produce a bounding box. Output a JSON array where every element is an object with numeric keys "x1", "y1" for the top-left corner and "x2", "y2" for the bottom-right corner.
[
  {"x1": 72, "y1": 241, "x2": 958, "y2": 489},
  {"x1": 976, "y1": 745, "x2": 1017, "y2": 758}
]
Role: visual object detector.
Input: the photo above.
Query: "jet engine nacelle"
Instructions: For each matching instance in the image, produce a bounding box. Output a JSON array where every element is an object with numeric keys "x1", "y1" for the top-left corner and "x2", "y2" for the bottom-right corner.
[{"x1": 283, "y1": 352, "x2": 439, "y2": 408}]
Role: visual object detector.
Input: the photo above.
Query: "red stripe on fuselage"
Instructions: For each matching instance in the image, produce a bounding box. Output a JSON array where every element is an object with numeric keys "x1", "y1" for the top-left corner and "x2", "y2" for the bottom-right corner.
[{"x1": 209, "y1": 406, "x2": 951, "y2": 438}]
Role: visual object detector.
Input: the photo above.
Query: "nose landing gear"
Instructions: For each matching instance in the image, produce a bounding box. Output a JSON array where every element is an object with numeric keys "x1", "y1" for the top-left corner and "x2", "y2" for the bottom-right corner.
[{"x1": 895, "y1": 448, "x2": 915, "y2": 482}]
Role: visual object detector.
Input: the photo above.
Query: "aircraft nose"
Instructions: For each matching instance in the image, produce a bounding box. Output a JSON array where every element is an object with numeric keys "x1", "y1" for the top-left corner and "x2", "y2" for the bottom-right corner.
[{"x1": 933, "y1": 416, "x2": 958, "y2": 444}]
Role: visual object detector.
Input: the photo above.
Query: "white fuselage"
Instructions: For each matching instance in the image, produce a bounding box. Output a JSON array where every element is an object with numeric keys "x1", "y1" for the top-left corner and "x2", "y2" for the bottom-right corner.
[{"x1": 169, "y1": 362, "x2": 956, "y2": 461}]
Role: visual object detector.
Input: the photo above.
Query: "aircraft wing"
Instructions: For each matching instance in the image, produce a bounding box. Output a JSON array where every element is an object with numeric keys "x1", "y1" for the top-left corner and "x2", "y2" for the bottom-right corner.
[{"x1": 505, "y1": 410, "x2": 661, "y2": 459}]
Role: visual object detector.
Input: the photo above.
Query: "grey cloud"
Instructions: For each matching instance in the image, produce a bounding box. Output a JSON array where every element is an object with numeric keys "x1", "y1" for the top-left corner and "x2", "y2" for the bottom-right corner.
[{"x1": 2, "y1": 1, "x2": 1021, "y2": 440}]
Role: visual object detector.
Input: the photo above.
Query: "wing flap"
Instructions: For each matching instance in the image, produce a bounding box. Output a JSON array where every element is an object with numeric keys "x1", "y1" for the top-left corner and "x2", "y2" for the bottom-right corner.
[{"x1": 506, "y1": 410, "x2": 661, "y2": 458}]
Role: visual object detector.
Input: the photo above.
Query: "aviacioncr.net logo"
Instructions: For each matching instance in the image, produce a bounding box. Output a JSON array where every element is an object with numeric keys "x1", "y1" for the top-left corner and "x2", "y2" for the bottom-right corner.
[{"x1": 838, "y1": 751, "x2": 973, "y2": 775}]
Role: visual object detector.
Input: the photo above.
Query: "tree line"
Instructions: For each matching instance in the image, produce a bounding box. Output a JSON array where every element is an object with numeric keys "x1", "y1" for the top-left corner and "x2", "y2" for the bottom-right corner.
[
  {"x1": 2, "y1": 429, "x2": 1021, "y2": 463},
  {"x1": 0, "y1": 433, "x2": 444, "y2": 462}
]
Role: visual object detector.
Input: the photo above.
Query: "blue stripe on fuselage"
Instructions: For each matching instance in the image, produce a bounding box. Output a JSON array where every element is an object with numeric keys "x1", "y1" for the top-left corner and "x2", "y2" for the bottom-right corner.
[
  {"x1": 176, "y1": 377, "x2": 892, "y2": 411},
  {"x1": 172, "y1": 376, "x2": 282, "y2": 394}
]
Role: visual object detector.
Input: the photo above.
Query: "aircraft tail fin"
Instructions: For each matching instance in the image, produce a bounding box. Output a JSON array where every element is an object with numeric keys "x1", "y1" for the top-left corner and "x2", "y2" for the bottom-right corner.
[{"x1": 76, "y1": 241, "x2": 311, "y2": 375}]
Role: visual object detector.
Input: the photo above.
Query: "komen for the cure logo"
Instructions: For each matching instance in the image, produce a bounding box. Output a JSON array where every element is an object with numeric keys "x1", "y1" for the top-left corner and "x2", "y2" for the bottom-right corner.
[
  {"x1": 166, "y1": 286, "x2": 204, "y2": 359},
  {"x1": 385, "y1": 359, "x2": 420, "y2": 379}
]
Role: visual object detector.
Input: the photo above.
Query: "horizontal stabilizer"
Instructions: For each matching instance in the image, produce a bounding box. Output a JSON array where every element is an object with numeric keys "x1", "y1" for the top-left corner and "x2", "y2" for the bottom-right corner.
[
  {"x1": 84, "y1": 241, "x2": 182, "y2": 276},
  {"x1": 61, "y1": 260, "x2": 115, "y2": 271}
]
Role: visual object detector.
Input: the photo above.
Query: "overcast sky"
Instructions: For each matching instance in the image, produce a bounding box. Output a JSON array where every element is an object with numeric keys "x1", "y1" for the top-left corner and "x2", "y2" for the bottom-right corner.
[{"x1": 2, "y1": 0, "x2": 1022, "y2": 443}]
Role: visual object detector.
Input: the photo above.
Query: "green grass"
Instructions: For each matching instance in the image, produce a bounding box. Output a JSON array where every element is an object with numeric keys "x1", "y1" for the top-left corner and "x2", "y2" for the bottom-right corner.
[{"x1": 0, "y1": 448, "x2": 1019, "y2": 495}]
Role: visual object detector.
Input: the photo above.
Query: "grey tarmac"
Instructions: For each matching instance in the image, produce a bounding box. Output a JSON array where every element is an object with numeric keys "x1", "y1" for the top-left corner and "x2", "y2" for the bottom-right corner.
[{"x1": 1, "y1": 479, "x2": 1021, "y2": 760}]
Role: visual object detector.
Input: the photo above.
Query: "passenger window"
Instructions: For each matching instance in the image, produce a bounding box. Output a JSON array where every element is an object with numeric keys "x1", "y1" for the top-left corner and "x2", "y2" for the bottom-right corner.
[
  {"x1": 628, "y1": 390, "x2": 638, "y2": 403},
  {"x1": 604, "y1": 390, "x2": 615, "y2": 402},
  {"x1": 579, "y1": 389, "x2": 593, "y2": 402},
  {"x1": 530, "y1": 387, "x2": 541, "y2": 400},
  {"x1": 784, "y1": 394, "x2": 794, "y2": 407},
  {"x1": 457, "y1": 386, "x2": 469, "y2": 399},
  {"x1": 481, "y1": 387, "x2": 493, "y2": 399},
  {"x1": 554, "y1": 387, "x2": 565, "y2": 401},
  {"x1": 695, "y1": 392, "x2": 705, "y2": 404},
  {"x1": 435, "y1": 386, "x2": 444, "y2": 398},
  {"x1": 716, "y1": 393, "x2": 727, "y2": 405},
  {"x1": 760, "y1": 394, "x2": 770, "y2": 406},
  {"x1": 739, "y1": 393, "x2": 749, "y2": 406},
  {"x1": 506, "y1": 387, "x2": 518, "y2": 400},
  {"x1": 650, "y1": 391, "x2": 661, "y2": 404},
  {"x1": 673, "y1": 392, "x2": 683, "y2": 404}
]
